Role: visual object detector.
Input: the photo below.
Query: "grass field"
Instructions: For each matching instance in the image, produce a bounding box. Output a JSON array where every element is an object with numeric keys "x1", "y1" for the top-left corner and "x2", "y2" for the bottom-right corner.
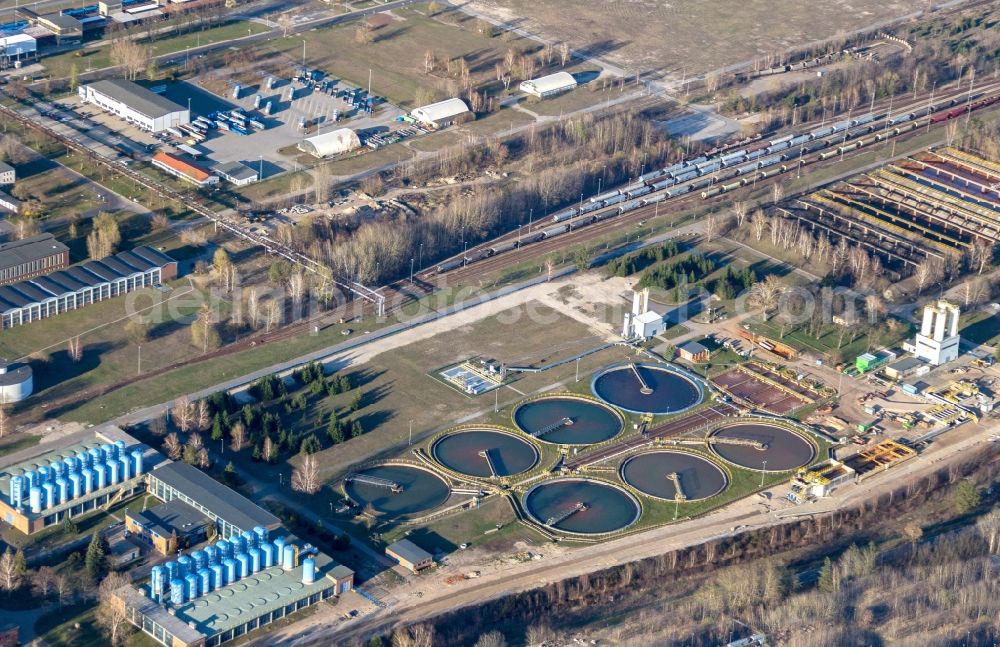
[
  {"x1": 261, "y1": 6, "x2": 546, "y2": 108},
  {"x1": 958, "y1": 310, "x2": 1000, "y2": 346},
  {"x1": 464, "y1": 0, "x2": 922, "y2": 77},
  {"x1": 41, "y1": 21, "x2": 270, "y2": 79},
  {"x1": 751, "y1": 317, "x2": 914, "y2": 362}
]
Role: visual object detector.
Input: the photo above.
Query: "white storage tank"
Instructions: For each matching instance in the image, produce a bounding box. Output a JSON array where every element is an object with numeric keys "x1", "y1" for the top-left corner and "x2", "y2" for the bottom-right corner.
[{"x1": 0, "y1": 360, "x2": 33, "y2": 402}]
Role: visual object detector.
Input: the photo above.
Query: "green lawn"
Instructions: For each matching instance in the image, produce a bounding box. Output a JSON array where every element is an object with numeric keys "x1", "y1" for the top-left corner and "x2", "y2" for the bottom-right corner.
[
  {"x1": 751, "y1": 318, "x2": 914, "y2": 361},
  {"x1": 0, "y1": 433, "x2": 41, "y2": 458},
  {"x1": 42, "y1": 21, "x2": 270, "y2": 78},
  {"x1": 958, "y1": 310, "x2": 1000, "y2": 346}
]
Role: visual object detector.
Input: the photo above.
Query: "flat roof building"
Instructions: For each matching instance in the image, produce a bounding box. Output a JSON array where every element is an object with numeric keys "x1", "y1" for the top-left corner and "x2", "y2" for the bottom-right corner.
[
  {"x1": 79, "y1": 79, "x2": 190, "y2": 133},
  {"x1": 677, "y1": 340, "x2": 710, "y2": 363},
  {"x1": 211, "y1": 161, "x2": 258, "y2": 186},
  {"x1": 410, "y1": 98, "x2": 471, "y2": 129},
  {"x1": 0, "y1": 426, "x2": 162, "y2": 535},
  {"x1": 151, "y1": 152, "x2": 219, "y2": 186},
  {"x1": 0, "y1": 245, "x2": 177, "y2": 330},
  {"x1": 520, "y1": 71, "x2": 577, "y2": 98},
  {"x1": 36, "y1": 13, "x2": 82, "y2": 44},
  {"x1": 0, "y1": 162, "x2": 14, "y2": 186},
  {"x1": 146, "y1": 461, "x2": 280, "y2": 540},
  {"x1": 385, "y1": 538, "x2": 432, "y2": 572},
  {"x1": 126, "y1": 498, "x2": 210, "y2": 554},
  {"x1": 0, "y1": 33, "x2": 36, "y2": 62},
  {"x1": 119, "y1": 531, "x2": 354, "y2": 647},
  {"x1": 298, "y1": 128, "x2": 361, "y2": 158},
  {"x1": 0, "y1": 234, "x2": 69, "y2": 286}
]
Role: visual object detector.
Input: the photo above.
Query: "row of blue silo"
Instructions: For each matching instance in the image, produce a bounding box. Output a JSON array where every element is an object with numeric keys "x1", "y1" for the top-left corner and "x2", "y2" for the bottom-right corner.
[
  {"x1": 152, "y1": 525, "x2": 293, "y2": 602},
  {"x1": 10, "y1": 440, "x2": 144, "y2": 514}
]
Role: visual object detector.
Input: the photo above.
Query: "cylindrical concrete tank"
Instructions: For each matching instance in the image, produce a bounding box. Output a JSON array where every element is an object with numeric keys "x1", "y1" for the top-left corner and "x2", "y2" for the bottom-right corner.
[
  {"x1": 248, "y1": 547, "x2": 261, "y2": 573},
  {"x1": 302, "y1": 557, "x2": 315, "y2": 584},
  {"x1": 42, "y1": 482, "x2": 55, "y2": 509},
  {"x1": 177, "y1": 555, "x2": 192, "y2": 577},
  {"x1": 236, "y1": 553, "x2": 249, "y2": 578},
  {"x1": 197, "y1": 568, "x2": 211, "y2": 596},
  {"x1": 68, "y1": 472, "x2": 81, "y2": 500},
  {"x1": 94, "y1": 464, "x2": 107, "y2": 490},
  {"x1": 184, "y1": 573, "x2": 199, "y2": 601},
  {"x1": 55, "y1": 477, "x2": 68, "y2": 504},
  {"x1": 210, "y1": 563, "x2": 224, "y2": 590},
  {"x1": 132, "y1": 449, "x2": 144, "y2": 476},
  {"x1": 29, "y1": 486, "x2": 41, "y2": 513},
  {"x1": 261, "y1": 543, "x2": 275, "y2": 568},
  {"x1": 223, "y1": 558, "x2": 237, "y2": 585},
  {"x1": 282, "y1": 544, "x2": 294, "y2": 571},
  {"x1": 170, "y1": 579, "x2": 185, "y2": 605}
]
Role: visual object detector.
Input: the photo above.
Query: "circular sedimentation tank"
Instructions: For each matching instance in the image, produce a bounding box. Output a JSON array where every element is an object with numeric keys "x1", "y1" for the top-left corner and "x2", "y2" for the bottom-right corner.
[
  {"x1": 620, "y1": 451, "x2": 728, "y2": 501},
  {"x1": 512, "y1": 396, "x2": 624, "y2": 445},
  {"x1": 524, "y1": 479, "x2": 640, "y2": 535},
  {"x1": 591, "y1": 363, "x2": 702, "y2": 415},
  {"x1": 710, "y1": 422, "x2": 815, "y2": 471},
  {"x1": 432, "y1": 428, "x2": 539, "y2": 478},
  {"x1": 344, "y1": 464, "x2": 450, "y2": 517}
]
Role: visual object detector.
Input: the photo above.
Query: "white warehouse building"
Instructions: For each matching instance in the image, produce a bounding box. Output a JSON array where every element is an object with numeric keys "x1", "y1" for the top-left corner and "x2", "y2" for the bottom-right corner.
[
  {"x1": 0, "y1": 33, "x2": 37, "y2": 63},
  {"x1": 410, "y1": 98, "x2": 471, "y2": 129},
  {"x1": 298, "y1": 128, "x2": 361, "y2": 158},
  {"x1": 520, "y1": 71, "x2": 577, "y2": 98},
  {"x1": 79, "y1": 79, "x2": 190, "y2": 133}
]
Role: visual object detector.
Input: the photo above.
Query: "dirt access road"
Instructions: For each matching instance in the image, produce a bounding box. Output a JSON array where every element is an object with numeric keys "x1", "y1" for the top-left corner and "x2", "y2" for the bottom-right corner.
[{"x1": 247, "y1": 415, "x2": 995, "y2": 646}]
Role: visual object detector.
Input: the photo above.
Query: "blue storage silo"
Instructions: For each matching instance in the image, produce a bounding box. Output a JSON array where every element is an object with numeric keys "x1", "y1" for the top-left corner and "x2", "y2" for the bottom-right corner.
[
  {"x1": 253, "y1": 525, "x2": 269, "y2": 544},
  {"x1": 229, "y1": 535, "x2": 243, "y2": 556},
  {"x1": 42, "y1": 482, "x2": 55, "y2": 509},
  {"x1": 302, "y1": 557, "x2": 315, "y2": 584},
  {"x1": 107, "y1": 460, "x2": 120, "y2": 486},
  {"x1": 164, "y1": 561, "x2": 179, "y2": 581},
  {"x1": 210, "y1": 563, "x2": 224, "y2": 590},
  {"x1": 88, "y1": 447, "x2": 102, "y2": 467},
  {"x1": 273, "y1": 535, "x2": 286, "y2": 555},
  {"x1": 38, "y1": 465, "x2": 51, "y2": 484},
  {"x1": 282, "y1": 544, "x2": 294, "y2": 571},
  {"x1": 204, "y1": 545, "x2": 217, "y2": 566},
  {"x1": 55, "y1": 477, "x2": 68, "y2": 504},
  {"x1": 50, "y1": 459, "x2": 64, "y2": 478},
  {"x1": 215, "y1": 540, "x2": 230, "y2": 560},
  {"x1": 81, "y1": 468, "x2": 94, "y2": 494},
  {"x1": 223, "y1": 558, "x2": 237, "y2": 585},
  {"x1": 119, "y1": 456, "x2": 131, "y2": 482},
  {"x1": 29, "y1": 486, "x2": 42, "y2": 513},
  {"x1": 191, "y1": 550, "x2": 205, "y2": 571},
  {"x1": 261, "y1": 542, "x2": 275, "y2": 568},
  {"x1": 102, "y1": 443, "x2": 115, "y2": 463},
  {"x1": 242, "y1": 530, "x2": 255, "y2": 549},
  {"x1": 114, "y1": 440, "x2": 126, "y2": 457},
  {"x1": 170, "y1": 579, "x2": 185, "y2": 605},
  {"x1": 9, "y1": 475, "x2": 23, "y2": 508},
  {"x1": 76, "y1": 451, "x2": 89, "y2": 469},
  {"x1": 23, "y1": 469, "x2": 36, "y2": 490},
  {"x1": 197, "y1": 568, "x2": 211, "y2": 596},
  {"x1": 184, "y1": 573, "x2": 199, "y2": 601},
  {"x1": 68, "y1": 472, "x2": 81, "y2": 500},
  {"x1": 177, "y1": 555, "x2": 192, "y2": 577},
  {"x1": 132, "y1": 449, "x2": 144, "y2": 476},
  {"x1": 94, "y1": 463, "x2": 107, "y2": 490},
  {"x1": 248, "y1": 547, "x2": 261, "y2": 573},
  {"x1": 236, "y1": 553, "x2": 249, "y2": 578},
  {"x1": 64, "y1": 457, "x2": 77, "y2": 474},
  {"x1": 151, "y1": 565, "x2": 165, "y2": 598}
]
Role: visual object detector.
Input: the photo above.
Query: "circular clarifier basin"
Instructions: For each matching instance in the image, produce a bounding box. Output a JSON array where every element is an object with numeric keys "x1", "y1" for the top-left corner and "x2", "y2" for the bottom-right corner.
[
  {"x1": 344, "y1": 464, "x2": 450, "y2": 517},
  {"x1": 592, "y1": 363, "x2": 702, "y2": 414},
  {"x1": 513, "y1": 396, "x2": 623, "y2": 445},
  {"x1": 432, "y1": 428, "x2": 539, "y2": 478},
  {"x1": 710, "y1": 422, "x2": 815, "y2": 471},
  {"x1": 620, "y1": 451, "x2": 728, "y2": 501},
  {"x1": 524, "y1": 479, "x2": 640, "y2": 534}
]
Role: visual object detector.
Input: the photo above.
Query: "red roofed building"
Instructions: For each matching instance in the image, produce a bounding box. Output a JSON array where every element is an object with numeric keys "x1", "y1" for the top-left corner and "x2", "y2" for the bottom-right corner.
[{"x1": 151, "y1": 151, "x2": 219, "y2": 187}]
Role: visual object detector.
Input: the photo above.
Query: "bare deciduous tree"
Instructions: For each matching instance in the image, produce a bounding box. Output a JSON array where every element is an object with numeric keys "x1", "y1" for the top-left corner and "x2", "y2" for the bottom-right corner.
[
  {"x1": 109, "y1": 39, "x2": 148, "y2": 81},
  {"x1": 230, "y1": 422, "x2": 247, "y2": 452},
  {"x1": 171, "y1": 395, "x2": 193, "y2": 432},
  {"x1": 0, "y1": 548, "x2": 20, "y2": 591},
  {"x1": 733, "y1": 201, "x2": 748, "y2": 229},
  {"x1": 559, "y1": 41, "x2": 570, "y2": 66},
  {"x1": 68, "y1": 336, "x2": 83, "y2": 363},
  {"x1": 96, "y1": 571, "x2": 134, "y2": 646},
  {"x1": 163, "y1": 432, "x2": 182, "y2": 460},
  {"x1": 291, "y1": 454, "x2": 321, "y2": 494},
  {"x1": 913, "y1": 258, "x2": 942, "y2": 295}
]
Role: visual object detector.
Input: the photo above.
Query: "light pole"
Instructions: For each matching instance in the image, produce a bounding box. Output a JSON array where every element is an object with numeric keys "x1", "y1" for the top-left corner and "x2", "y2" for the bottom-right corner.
[
  {"x1": 259, "y1": 154, "x2": 263, "y2": 181},
  {"x1": 408, "y1": 420, "x2": 413, "y2": 446},
  {"x1": 760, "y1": 460, "x2": 767, "y2": 488},
  {"x1": 575, "y1": 357, "x2": 580, "y2": 382},
  {"x1": 494, "y1": 388, "x2": 499, "y2": 413},
  {"x1": 137, "y1": 345, "x2": 141, "y2": 375},
  {"x1": 409, "y1": 257, "x2": 415, "y2": 283}
]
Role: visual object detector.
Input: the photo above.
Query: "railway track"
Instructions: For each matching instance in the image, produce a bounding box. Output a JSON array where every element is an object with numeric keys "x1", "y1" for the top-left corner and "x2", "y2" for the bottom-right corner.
[{"x1": 414, "y1": 80, "x2": 1000, "y2": 290}]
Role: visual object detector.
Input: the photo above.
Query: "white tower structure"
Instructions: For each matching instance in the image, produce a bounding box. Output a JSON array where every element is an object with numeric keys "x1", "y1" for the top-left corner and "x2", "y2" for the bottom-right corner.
[{"x1": 914, "y1": 300, "x2": 960, "y2": 365}]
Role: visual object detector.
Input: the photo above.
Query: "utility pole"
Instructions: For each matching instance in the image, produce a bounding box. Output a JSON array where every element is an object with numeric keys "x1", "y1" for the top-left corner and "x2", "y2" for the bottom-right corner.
[{"x1": 408, "y1": 420, "x2": 413, "y2": 446}]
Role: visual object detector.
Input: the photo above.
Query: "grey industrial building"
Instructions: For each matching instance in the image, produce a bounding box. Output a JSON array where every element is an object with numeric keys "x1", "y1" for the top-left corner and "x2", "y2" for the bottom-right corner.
[
  {"x1": 0, "y1": 245, "x2": 177, "y2": 329},
  {"x1": 79, "y1": 79, "x2": 190, "y2": 133},
  {"x1": 0, "y1": 234, "x2": 69, "y2": 285},
  {"x1": 211, "y1": 161, "x2": 258, "y2": 187}
]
